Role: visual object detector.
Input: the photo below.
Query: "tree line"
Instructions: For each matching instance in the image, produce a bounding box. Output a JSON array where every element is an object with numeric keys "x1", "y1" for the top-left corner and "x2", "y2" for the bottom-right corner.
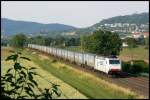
[
  {"x1": 7, "y1": 29, "x2": 149, "y2": 56},
  {"x1": 28, "y1": 36, "x2": 80, "y2": 47}
]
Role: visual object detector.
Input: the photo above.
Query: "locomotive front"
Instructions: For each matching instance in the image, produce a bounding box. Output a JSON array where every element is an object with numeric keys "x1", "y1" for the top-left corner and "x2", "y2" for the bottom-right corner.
[
  {"x1": 107, "y1": 58, "x2": 122, "y2": 75},
  {"x1": 95, "y1": 56, "x2": 122, "y2": 77}
]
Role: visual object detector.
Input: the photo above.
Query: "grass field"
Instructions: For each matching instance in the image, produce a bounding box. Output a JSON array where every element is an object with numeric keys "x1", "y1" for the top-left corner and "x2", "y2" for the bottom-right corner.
[
  {"x1": 1, "y1": 47, "x2": 87, "y2": 99},
  {"x1": 119, "y1": 46, "x2": 149, "y2": 63},
  {"x1": 1, "y1": 47, "x2": 144, "y2": 99}
]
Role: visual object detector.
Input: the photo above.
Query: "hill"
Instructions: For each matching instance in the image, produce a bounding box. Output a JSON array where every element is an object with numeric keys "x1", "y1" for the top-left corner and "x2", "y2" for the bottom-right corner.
[
  {"x1": 93, "y1": 12, "x2": 149, "y2": 27},
  {"x1": 76, "y1": 12, "x2": 149, "y2": 35},
  {"x1": 1, "y1": 12, "x2": 149, "y2": 37},
  {"x1": 1, "y1": 18, "x2": 77, "y2": 36}
]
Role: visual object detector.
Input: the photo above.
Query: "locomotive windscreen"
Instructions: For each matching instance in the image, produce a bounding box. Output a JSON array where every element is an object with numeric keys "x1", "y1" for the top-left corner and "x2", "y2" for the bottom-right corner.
[{"x1": 109, "y1": 60, "x2": 120, "y2": 64}]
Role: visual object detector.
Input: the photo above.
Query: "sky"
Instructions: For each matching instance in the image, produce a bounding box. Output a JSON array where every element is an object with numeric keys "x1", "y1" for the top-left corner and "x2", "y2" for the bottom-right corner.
[{"x1": 1, "y1": 1, "x2": 149, "y2": 28}]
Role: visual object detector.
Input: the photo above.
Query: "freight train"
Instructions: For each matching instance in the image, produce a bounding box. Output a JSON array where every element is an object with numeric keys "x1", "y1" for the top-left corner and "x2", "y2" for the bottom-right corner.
[{"x1": 28, "y1": 44, "x2": 122, "y2": 77}]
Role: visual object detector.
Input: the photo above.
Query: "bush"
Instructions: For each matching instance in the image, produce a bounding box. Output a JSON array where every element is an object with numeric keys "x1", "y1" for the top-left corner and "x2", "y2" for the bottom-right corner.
[
  {"x1": 132, "y1": 60, "x2": 149, "y2": 73},
  {"x1": 122, "y1": 62, "x2": 131, "y2": 72},
  {"x1": 52, "y1": 59, "x2": 57, "y2": 63},
  {"x1": 122, "y1": 60, "x2": 149, "y2": 74},
  {"x1": 131, "y1": 63, "x2": 143, "y2": 74}
]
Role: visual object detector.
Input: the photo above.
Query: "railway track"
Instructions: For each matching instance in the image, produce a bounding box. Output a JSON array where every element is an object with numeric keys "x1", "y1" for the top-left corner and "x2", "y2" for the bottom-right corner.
[
  {"x1": 28, "y1": 48, "x2": 149, "y2": 98},
  {"x1": 113, "y1": 78, "x2": 149, "y2": 98}
]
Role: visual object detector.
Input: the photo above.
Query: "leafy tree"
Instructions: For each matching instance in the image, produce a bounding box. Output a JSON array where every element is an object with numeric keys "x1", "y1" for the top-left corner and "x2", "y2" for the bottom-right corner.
[
  {"x1": 65, "y1": 37, "x2": 80, "y2": 46},
  {"x1": 44, "y1": 37, "x2": 53, "y2": 46},
  {"x1": 124, "y1": 38, "x2": 137, "y2": 48},
  {"x1": 81, "y1": 30, "x2": 122, "y2": 56},
  {"x1": 1, "y1": 51, "x2": 63, "y2": 99},
  {"x1": 11, "y1": 33, "x2": 27, "y2": 48},
  {"x1": 27, "y1": 37, "x2": 35, "y2": 44},
  {"x1": 34, "y1": 36, "x2": 45, "y2": 45},
  {"x1": 80, "y1": 35, "x2": 91, "y2": 52},
  {"x1": 55, "y1": 36, "x2": 65, "y2": 46}
]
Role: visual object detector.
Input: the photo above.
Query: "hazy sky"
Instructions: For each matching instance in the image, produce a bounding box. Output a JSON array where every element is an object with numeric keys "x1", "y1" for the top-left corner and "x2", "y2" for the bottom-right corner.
[{"x1": 1, "y1": 1, "x2": 149, "y2": 28}]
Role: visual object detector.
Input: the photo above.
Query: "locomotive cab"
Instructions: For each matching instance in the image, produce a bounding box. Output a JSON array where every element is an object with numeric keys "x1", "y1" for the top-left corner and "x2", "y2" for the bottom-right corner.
[
  {"x1": 95, "y1": 56, "x2": 121, "y2": 76},
  {"x1": 107, "y1": 58, "x2": 121, "y2": 75}
]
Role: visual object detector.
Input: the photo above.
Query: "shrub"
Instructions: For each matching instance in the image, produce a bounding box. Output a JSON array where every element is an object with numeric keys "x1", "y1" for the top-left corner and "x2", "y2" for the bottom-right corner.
[
  {"x1": 122, "y1": 60, "x2": 149, "y2": 74},
  {"x1": 131, "y1": 63, "x2": 143, "y2": 74},
  {"x1": 122, "y1": 62, "x2": 131, "y2": 72},
  {"x1": 132, "y1": 60, "x2": 149, "y2": 73},
  {"x1": 52, "y1": 59, "x2": 57, "y2": 63}
]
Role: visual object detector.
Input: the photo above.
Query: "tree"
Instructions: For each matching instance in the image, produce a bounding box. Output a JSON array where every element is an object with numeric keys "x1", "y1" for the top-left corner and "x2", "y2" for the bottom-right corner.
[
  {"x1": 65, "y1": 37, "x2": 80, "y2": 46},
  {"x1": 68, "y1": 38, "x2": 76, "y2": 46},
  {"x1": 80, "y1": 35, "x2": 91, "y2": 52},
  {"x1": 55, "y1": 36, "x2": 65, "y2": 47},
  {"x1": 125, "y1": 37, "x2": 137, "y2": 48},
  {"x1": 11, "y1": 33, "x2": 27, "y2": 48},
  {"x1": 44, "y1": 37, "x2": 53, "y2": 46},
  {"x1": 34, "y1": 36, "x2": 45, "y2": 45},
  {"x1": 80, "y1": 30, "x2": 122, "y2": 56}
]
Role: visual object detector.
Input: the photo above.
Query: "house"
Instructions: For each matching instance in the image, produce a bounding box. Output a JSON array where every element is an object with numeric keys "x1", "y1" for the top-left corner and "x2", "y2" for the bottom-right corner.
[
  {"x1": 122, "y1": 42, "x2": 128, "y2": 47},
  {"x1": 132, "y1": 32, "x2": 143, "y2": 39},
  {"x1": 142, "y1": 32, "x2": 149, "y2": 38}
]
